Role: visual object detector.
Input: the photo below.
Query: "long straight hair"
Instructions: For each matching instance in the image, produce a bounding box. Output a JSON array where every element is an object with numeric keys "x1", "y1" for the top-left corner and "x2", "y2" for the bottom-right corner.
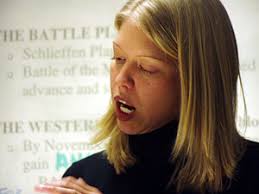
[{"x1": 93, "y1": 0, "x2": 247, "y2": 192}]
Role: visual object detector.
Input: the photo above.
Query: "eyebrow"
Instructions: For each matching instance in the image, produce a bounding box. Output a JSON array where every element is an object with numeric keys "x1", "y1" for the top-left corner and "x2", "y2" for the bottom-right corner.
[
  {"x1": 112, "y1": 41, "x2": 167, "y2": 63},
  {"x1": 112, "y1": 41, "x2": 122, "y2": 49}
]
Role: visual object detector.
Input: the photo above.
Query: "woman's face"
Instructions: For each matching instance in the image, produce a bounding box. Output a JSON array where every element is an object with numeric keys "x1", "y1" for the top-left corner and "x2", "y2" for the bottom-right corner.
[{"x1": 110, "y1": 19, "x2": 180, "y2": 135}]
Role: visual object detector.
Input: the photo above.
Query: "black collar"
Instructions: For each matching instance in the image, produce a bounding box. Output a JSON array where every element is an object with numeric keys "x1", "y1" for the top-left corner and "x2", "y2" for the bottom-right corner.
[{"x1": 128, "y1": 120, "x2": 178, "y2": 163}]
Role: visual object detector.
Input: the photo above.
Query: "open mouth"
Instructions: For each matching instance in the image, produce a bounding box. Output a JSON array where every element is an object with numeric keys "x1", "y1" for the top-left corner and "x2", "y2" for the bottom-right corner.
[
  {"x1": 117, "y1": 100, "x2": 136, "y2": 114},
  {"x1": 116, "y1": 99, "x2": 136, "y2": 114}
]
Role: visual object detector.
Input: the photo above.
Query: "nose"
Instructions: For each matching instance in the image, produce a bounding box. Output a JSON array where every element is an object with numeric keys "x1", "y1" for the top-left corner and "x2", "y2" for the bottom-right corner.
[{"x1": 115, "y1": 63, "x2": 134, "y2": 91}]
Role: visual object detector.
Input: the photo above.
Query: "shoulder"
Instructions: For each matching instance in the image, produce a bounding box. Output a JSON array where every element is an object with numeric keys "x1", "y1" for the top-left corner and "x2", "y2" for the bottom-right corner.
[
  {"x1": 219, "y1": 139, "x2": 259, "y2": 193},
  {"x1": 233, "y1": 139, "x2": 259, "y2": 187},
  {"x1": 240, "y1": 139, "x2": 259, "y2": 165},
  {"x1": 62, "y1": 151, "x2": 114, "y2": 179},
  {"x1": 246, "y1": 139, "x2": 259, "y2": 150},
  {"x1": 73, "y1": 151, "x2": 108, "y2": 168}
]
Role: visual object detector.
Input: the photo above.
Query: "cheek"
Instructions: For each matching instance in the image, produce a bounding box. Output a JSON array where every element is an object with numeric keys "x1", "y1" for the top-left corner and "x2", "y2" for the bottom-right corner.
[
  {"x1": 110, "y1": 66, "x2": 116, "y2": 86},
  {"x1": 141, "y1": 79, "x2": 174, "y2": 96},
  {"x1": 109, "y1": 71, "x2": 115, "y2": 95},
  {"x1": 140, "y1": 79, "x2": 180, "y2": 112}
]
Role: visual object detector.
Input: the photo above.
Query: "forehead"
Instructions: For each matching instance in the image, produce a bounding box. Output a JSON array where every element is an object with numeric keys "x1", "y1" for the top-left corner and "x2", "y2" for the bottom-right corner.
[{"x1": 113, "y1": 19, "x2": 166, "y2": 58}]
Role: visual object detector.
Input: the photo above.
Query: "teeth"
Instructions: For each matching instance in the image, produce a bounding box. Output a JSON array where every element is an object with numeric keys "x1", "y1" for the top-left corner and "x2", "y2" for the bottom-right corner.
[
  {"x1": 119, "y1": 99, "x2": 127, "y2": 105},
  {"x1": 117, "y1": 99, "x2": 135, "y2": 114},
  {"x1": 120, "y1": 106, "x2": 134, "y2": 114}
]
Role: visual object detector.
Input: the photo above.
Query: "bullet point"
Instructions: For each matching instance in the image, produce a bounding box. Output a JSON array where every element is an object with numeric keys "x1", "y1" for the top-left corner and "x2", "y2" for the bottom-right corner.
[
  {"x1": 7, "y1": 72, "x2": 14, "y2": 79},
  {"x1": 8, "y1": 54, "x2": 14, "y2": 60}
]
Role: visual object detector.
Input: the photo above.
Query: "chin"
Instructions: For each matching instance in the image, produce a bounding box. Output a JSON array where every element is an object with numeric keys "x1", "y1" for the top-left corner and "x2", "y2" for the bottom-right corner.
[
  {"x1": 118, "y1": 126, "x2": 138, "y2": 135},
  {"x1": 117, "y1": 121, "x2": 151, "y2": 135},
  {"x1": 117, "y1": 121, "x2": 140, "y2": 135}
]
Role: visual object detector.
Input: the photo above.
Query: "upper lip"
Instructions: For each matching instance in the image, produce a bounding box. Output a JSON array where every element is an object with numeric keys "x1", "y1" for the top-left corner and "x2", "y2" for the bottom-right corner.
[{"x1": 114, "y1": 95, "x2": 134, "y2": 107}]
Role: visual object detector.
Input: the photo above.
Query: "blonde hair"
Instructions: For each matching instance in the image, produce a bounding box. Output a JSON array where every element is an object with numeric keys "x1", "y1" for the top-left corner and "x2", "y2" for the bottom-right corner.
[{"x1": 93, "y1": 0, "x2": 246, "y2": 193}]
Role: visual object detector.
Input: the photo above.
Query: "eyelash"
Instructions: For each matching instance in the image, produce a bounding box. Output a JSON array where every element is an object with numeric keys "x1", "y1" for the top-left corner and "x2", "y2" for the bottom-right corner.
[
  {"x1": 137, "y1": 64, "x2": 154, "y2": 75},
  {"x1": 111, "y1": 56, "x2": 155, "y2": 75},
  {"x1": 111, "y1": 57, "x2": 126, "y2": 64}
]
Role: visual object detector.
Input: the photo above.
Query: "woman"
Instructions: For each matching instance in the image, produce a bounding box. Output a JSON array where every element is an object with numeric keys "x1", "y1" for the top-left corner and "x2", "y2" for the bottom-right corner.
[{"x1": 35, "y1": 0, "x2": 259, "y2": 193}]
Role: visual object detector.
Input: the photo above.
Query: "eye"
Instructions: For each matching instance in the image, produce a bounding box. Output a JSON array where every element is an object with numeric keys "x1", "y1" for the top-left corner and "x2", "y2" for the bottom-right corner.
[
  {"x1": 138, "y1": 64, "x2": 155, "y2": 75},
  {"x1": 111, "y1": 56, "x2": 126, "y2": 64}
]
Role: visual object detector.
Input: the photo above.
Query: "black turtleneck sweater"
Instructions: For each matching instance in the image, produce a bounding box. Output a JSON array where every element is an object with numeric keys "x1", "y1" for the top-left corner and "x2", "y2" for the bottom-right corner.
[
  {"x1": 63, "y1": 121, "x2": 177, "y2": 194},
  {"x1": 63, "y1": 121, "x2": 259, "y2": 194}
]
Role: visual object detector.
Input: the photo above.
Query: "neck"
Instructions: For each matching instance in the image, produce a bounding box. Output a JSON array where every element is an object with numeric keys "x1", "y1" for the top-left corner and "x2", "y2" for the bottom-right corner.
[{"x1": 128, "y1": 120, "x2": 178, "y2": 163}]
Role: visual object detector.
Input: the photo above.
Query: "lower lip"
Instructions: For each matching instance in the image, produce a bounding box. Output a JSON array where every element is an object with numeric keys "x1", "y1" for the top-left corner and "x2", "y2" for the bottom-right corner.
[{"x1": 115, "y1": 103, "x2": 135, "y2": 121}]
